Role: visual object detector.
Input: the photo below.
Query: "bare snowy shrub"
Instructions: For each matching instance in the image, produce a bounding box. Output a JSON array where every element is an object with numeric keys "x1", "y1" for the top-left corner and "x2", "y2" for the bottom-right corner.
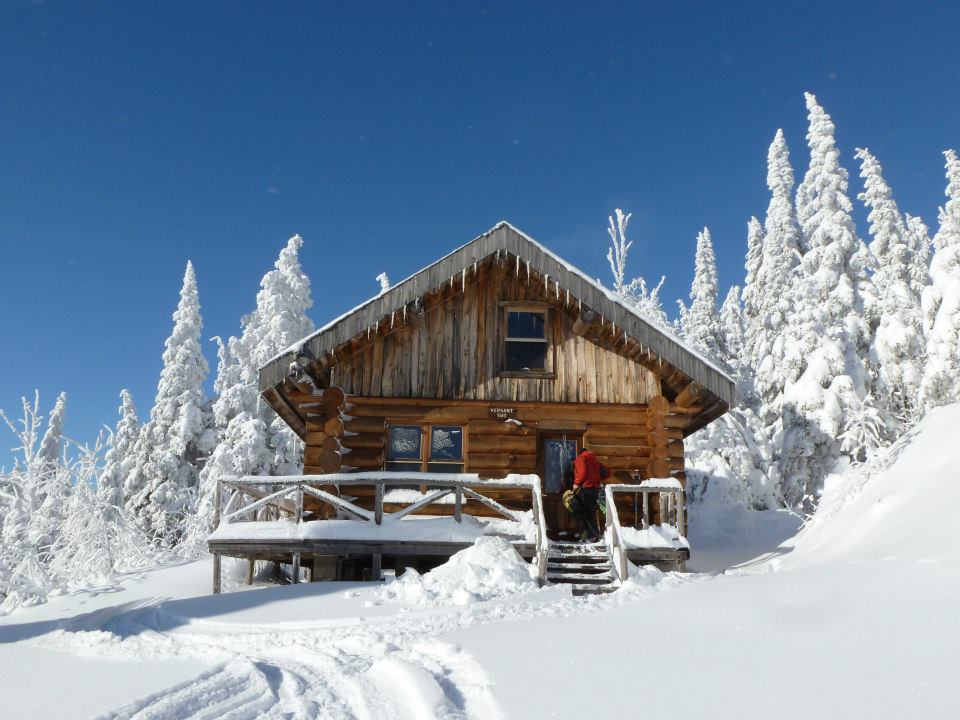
[{"x1": 0, "y1": 394, "x2": 158, "y2": 616}]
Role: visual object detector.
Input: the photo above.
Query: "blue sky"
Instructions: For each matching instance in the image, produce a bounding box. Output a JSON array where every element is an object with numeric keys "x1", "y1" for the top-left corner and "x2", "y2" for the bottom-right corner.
[{"x1": 1, "y1": 1, "x2": 957, "y2": 463}]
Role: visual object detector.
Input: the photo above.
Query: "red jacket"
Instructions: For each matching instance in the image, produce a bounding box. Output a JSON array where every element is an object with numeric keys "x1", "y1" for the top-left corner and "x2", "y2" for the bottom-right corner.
[{"x1": 573, "y1": 449, "x2": 609, "y2": 489}]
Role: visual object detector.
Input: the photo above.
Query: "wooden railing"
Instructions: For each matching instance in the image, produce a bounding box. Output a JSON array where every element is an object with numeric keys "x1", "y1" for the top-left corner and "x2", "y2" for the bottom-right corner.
[
  {"x1": 603, "y1": 481, "x2": 686, "y2": 583},
  {"x1": 213, "y1": 472, "x2": 550, "y2": 585}
]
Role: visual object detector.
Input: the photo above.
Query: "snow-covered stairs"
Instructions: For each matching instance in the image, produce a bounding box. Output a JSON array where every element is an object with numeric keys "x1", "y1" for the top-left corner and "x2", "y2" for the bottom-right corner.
[{"x1": 545, "y1": 541, "x2": 618, "y2": 595}]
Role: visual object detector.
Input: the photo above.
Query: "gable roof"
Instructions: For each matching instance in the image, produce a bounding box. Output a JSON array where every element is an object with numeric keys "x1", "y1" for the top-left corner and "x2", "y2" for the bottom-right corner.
[{"x1": 259, "y1": 222, "x2": 736, "y2": 414}]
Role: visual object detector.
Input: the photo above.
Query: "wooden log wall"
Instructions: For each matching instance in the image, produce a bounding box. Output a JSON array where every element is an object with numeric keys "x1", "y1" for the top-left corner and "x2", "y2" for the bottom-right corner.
[
  {"x1": 282, "y1": 389, "x2": 691, "y2": 531},
  {"x1": 328, "y1": 265, "x2": 662, "y2": 405},
  {"x1": 338, "y1": 394, "x2": 688, "y2": 484}
]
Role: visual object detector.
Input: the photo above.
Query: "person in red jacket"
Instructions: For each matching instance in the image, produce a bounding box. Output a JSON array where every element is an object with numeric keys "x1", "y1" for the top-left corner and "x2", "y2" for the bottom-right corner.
[{"x1": 572, "y1": 448, "x2": 609, "y2": 542}]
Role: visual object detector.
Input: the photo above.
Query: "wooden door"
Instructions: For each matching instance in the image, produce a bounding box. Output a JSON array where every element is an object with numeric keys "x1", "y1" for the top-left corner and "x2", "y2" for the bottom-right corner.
[{"x1": 539, "y1": 431, "x2": 582, "y2": 536}]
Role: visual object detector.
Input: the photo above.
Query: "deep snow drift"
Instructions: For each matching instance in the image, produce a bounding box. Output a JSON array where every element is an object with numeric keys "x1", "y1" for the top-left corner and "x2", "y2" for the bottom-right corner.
[
  {"x1": 374, "y1": 536, "x2": 538, "y2": 607},
  {"x1": 1, "y1": 405, "x2": 959, "y2": 718}
]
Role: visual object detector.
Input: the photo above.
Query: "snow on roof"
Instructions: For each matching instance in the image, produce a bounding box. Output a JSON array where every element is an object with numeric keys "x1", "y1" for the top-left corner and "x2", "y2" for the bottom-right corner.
[{"x1": 259, "y1": 221, "x2": 735, "y2": 408}]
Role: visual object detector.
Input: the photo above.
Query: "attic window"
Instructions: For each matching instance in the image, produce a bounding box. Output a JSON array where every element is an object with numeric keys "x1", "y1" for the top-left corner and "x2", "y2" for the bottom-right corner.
[{"x1": 504, "y1": 309, "x2": 549, "y2": 372}]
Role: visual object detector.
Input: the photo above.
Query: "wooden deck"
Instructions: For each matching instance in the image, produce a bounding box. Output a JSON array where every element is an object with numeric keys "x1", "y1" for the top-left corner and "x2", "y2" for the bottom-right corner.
[{"x1": 208, "y1": 473, "x2": 689, "y2": 591}]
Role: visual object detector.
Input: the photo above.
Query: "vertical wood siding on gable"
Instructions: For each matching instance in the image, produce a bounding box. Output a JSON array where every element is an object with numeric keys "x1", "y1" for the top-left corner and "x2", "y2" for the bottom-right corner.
[{"x1": 330, "y1": 269, "x2": 660, "y2": 404}]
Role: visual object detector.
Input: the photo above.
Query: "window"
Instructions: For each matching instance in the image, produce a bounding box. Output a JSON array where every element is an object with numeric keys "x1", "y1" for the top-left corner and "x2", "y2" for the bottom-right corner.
[
  {"x1": 385, "y1": 425, "x2": 422, "y2": 472},
  {"x1": 385, "y1": 424, "x2": 464, "y2": 474},
  {"x1": 504, "y1": 309, "x2": 549, "y2": 372},
  {"x1": 428, "y1": 425, "x2": 464, "y2": 473}
]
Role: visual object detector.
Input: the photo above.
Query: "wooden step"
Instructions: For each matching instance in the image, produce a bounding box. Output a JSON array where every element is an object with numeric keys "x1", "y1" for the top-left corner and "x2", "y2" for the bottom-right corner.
[
  {"x1": 570, "y1": 583, "x2": 619, "y2": 596},
  {"x1": 551, "y1": 541, "x2": 606, "y2": 551},
  {"x1": 547, "y1": 572, "x2": 615, "y2": 584},
  {"x1": 546, "y1": 561, "x2": 610, "y2": 573}
]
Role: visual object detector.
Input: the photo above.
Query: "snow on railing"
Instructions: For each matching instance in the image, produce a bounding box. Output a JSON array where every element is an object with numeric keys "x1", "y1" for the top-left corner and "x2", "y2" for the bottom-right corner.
[
  {"x1": 530, "y1": 475, "x2": 548, "y2": 585},
  {"x1": 604, "y1": 480, "x2": 686, "y2": 583},
  {"x1": 213, "y1": 471, "x2": 550, "y2": 584}
]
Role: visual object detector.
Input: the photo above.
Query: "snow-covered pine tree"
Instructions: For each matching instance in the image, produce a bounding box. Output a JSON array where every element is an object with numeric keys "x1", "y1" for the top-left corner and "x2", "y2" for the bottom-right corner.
[
  {"x1": 684, "y1": 285, "x2": 780, "y2": 509},
  {"x1": 720, "y1": 286, "x2": 745, "y2": 371},
  {"x1": 905, "y1": 214, "x2": 932, "y2": 298},
  {"x1": 127, "y1": 261, "x2": 213, "y2": 543},
  {"x1": 780, "y1": 94, "x2": 873, "y2": 505},
  {"x1": 97, "y1": 389, "x2": 140, "y2": 507},
  {"x1": 920, "y1": 150, "x2": 960, "y2": 412},
  {"x1": 719, "y1": 284, "x2": 758, "y2": 409},
  {"x1": 856, "y1": 147, "x2": 926, "y2": 430},
  {"x1": 35, "y1": 391, "x2": 66, "y2": 466},
  {"x1": 678, "y1": 228, "x2": 722, "y2": 359},
  {"x1": 740, "y1": 216, "x2": 765, "y2": 368},
  {"x1": 193, "y1": 235, "x2": 314, "y2": 540},
  {"x1": 751, "y1": 130, "x2": 802, "y2": 432}
]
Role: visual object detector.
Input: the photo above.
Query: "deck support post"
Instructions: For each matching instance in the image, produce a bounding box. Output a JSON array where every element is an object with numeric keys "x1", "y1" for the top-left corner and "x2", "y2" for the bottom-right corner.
[
  {"x1": 212, "y1": 552, "x2": 222, "y2": 595},
  {"x1": 678, "y1": 490, "x2": 687, "y2": 537},
  {"x1": 454, "y1": 485, "x2": 462, "y2": 522},
  {"x1": 292, "y1": 552, "x2": 301, "y2": 584},
  {"x1": 246, "y1": 558, "x2": 255, "y2": 585},
  {"x1": 371, "y1": 552, "x2": 382, "y2": 582},
  {"x1": 374, "y1": 482, "x2": 383, "y2": 525}
]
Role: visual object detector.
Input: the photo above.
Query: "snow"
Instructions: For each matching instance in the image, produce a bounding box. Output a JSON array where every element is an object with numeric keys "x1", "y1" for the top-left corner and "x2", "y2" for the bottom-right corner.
[
  {"x1": 636, "y1": 476, "x2": 683, "y2": 489},
  {"x1": 617, "y1": 522, "x2": 689, "y2": 550},
  {"x1": 374, "y1": 536, "x2": 538, "y2": 607},
  {"x1": 5, "y1": 406, "x2": 960, "y2": 718},
  {"x1": 210, "y1": 511, "x2": 537, "y2": 544}
]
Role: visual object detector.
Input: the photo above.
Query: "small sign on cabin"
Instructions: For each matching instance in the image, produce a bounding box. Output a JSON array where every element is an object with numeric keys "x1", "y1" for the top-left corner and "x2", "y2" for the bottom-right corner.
[{"x1": 488, "y1": 406, "x2": 517, "y2": 421}]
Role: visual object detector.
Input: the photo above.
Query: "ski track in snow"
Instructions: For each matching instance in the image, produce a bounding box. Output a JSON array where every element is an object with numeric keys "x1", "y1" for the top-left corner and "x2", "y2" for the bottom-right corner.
[{"x1": 29, "y1": 572, "x2": 699, "y2": 720}]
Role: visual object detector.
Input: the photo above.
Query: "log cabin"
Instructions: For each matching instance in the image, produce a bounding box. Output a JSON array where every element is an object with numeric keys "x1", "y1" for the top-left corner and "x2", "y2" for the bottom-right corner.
[{"x1": 208, "y1": 222, "x2": 735, "y2": 594}]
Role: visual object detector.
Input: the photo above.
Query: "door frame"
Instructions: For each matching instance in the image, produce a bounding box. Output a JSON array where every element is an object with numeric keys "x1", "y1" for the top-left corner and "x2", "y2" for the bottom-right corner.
[{"x1": 538, "y1": 430, "x2": 583, "y2": 535}]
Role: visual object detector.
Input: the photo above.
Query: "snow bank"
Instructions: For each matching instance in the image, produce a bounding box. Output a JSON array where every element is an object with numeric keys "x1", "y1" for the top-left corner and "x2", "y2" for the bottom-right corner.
[
  {"x1": 450, "y1": 405, "x2": 960, "y2": 719},
  {"x1": 783, "y1": 402, "x2": 960, "y2": 569},
  {"x1": 375, "y1": 536, "x2": 537, "y2": 607}
]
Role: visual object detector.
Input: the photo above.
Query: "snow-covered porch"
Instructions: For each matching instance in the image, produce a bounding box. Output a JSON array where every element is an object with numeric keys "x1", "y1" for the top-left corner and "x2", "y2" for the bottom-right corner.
[{"x1": 207, "y1": 472, "x2": 690, "y2": 592}]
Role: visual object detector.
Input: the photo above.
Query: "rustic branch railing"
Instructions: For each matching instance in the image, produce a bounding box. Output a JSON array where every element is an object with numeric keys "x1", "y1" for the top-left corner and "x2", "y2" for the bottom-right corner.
[
  {"x1": 530, "y1": 475, "x2": 548, "y2": 584},
  {"x1": 604, "y1": 481, "x2": 686, "y2": 583},
  {"x1": 213, "y1": 472, "x2": 550, "y2": 586}
]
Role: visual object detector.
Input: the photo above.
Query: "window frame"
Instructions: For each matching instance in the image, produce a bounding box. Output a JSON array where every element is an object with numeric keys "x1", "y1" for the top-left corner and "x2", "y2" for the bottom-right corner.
[
  {"x1": 497, "y1": 301, "x2": 556, "y2": 378},
  {"x1": 385, "y1": 423, "x2": 466, "y2": 475}
]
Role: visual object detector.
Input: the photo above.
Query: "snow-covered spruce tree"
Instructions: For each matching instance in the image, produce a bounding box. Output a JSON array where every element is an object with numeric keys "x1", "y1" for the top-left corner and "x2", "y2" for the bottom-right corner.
[
  {"x1": 920, "y1": 150, "x2": 960, "y2": 413},
  {"x1": 681, "y1": 273, "x2": 778, "y2": 508},
  {"x1": 856, "y1": 147, "x2": 926, "y2": 429},
  {"x1": 677, "y1": 228, "x2": 722, "y2": 360},
  {"x1": 35, "y1": 391, "x2": 66, "y2": 466},
  {"x1": 780, "y1": 94, "x2": 874, "y2": 505},
  {"x1": 29, "y1": 393, "x2": 73, "y2": 557},
  {"x1": 192, "y1": 235, "x2": 314, "y2": 542},
  {"x1": 97, "y1": 389, "x2": 140, "y2": 507},
  {"x1": 740, "y1": 216, "x2": 765, "y2": 370},
  {"x1": 127, "y1": 261, "x2": 213, "y2": 543},
  {"x1": 605, "y1": 208, "x2": 670, "y2": 328},
  {"x1": 720, "y1": 286, "x2": 745, "y2": 380},
  {"x1": 751, "y1": 130, "x2": 803, "y2": 433},
  {"x1": 905, "y1": 215, "x2": 932, "y2": 298}
]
